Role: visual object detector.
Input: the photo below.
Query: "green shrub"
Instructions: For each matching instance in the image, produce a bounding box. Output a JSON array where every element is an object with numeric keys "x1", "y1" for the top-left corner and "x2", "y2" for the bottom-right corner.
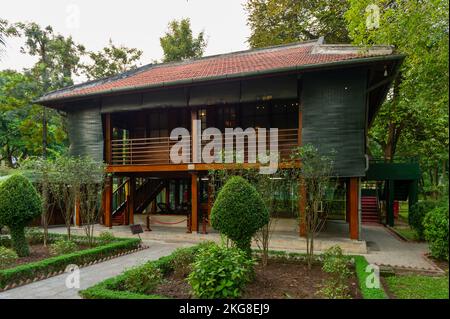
[
  {"x1": 409, "y1": 201, "x2": 439, "y2": 239},
  {"x1": 122, "y1": 263, "x2": 162, "y2": 294},
  {"x1": 188, "y1": 243, "x2": 255, "y2": 299},
  {"x1": 0, "y1": 246, "x2": 18, "y2": 269},
  {"x1": 171, "y1": 248, "x2": 196, "y2": 278},
  {"x1": 0, "y1": 174, "x2": 42, "y2": 257},
  {"x1": 210, "y1": 176, "x2": 269, "y2": 253},
  {"x1": 98, "y1": 231, "x2": 115, "y2": 244},
  {"x1": 319, "y1": 246, "x2": 351, "y2": 299},
  {"x1": 25, "y1": 227, "x2": 44, "y2": 244},
  {"x1": 0, "y1": 238, "x2": 140, "y2": 289},
  {"x1": 49, "y1": 239, "x2": 79, "y2": 256},
  {"x1": 423, "y1": 205, "x2": 449, "y2": 261}
]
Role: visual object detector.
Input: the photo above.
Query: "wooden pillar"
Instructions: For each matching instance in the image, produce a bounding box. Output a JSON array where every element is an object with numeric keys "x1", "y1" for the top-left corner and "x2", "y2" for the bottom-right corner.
[
  {"x1": 191, "y1": 108, "x2": 200, "y2": 163},
  {"x1": 75, "y1": 196, "x2": 81, "y2": 226},
  {"x1": 128, "y1": 177, "x2": 135, "y2": 225},
  {"x1": 103, "y1": 176, "x2": 113, "y2": 228},
  {"x1": 191, "y1": 173, "x2": 198, "y2": 232},
  {"x1": 348, "y1": 177, "x2": 359, "y2": 240},
  {"x1": 298, "y1": 181, "x2": 306, "y2": 236}
]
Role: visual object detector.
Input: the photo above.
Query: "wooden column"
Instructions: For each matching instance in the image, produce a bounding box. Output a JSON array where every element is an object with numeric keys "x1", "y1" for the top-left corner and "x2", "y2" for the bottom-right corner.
[
  {"x1": 128, "y1": 177, "x2": 135, "y2": 225},
  {"x1": 348, "y1": 177, "x2": 359, "y2": 240},
  {"x1": 298, "y1": 181, "x2": 306, "y2": 236},
  {"x1": 103, "y1": 176, "x2": 113, "y2": 228},
  {"x1": 191, "y1": 173, "x2": 198, "y2": 232},
  {"x1": 191, "y1": 108, "x2": 200, "y2": 163},
  {"x1": 75, "y1": 197, "x2": 81, "y2": 226}
]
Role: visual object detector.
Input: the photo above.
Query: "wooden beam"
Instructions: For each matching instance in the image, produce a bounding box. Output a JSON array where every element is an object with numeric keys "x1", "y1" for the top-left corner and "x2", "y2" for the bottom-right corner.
[
  {"x1": 106, "y1": 162, "x2": 301, "y2": 173},
  {"x1": 348, "y1": 177, "x2": 359, "y2": 240},
  {"x1": 104, "y1": 113, "x2": 112, "y2": 164},
  {"x1": 191, "y1": 173, "x2": 198, "y2": 232},
  {"x1": 103, "y1": 176, "x2": 113, "y2": 228}
]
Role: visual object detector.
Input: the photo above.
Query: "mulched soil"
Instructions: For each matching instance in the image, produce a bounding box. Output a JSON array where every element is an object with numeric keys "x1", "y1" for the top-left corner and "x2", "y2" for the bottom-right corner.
[
  {"x1": 1, "y1": 243, "x2": 92, "y2": 270},
  {"x1": 153, "y1": 260, "x2": 361, "y2": 299}
]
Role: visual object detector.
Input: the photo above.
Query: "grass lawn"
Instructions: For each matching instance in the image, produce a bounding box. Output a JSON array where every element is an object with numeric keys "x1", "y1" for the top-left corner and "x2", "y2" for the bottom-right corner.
[
  {"x1": 393, "y1": 226, "x2": 420, "y2": 241},
  {"x1": 385, "y1": 274, "x2": 449, "y2": 299}
]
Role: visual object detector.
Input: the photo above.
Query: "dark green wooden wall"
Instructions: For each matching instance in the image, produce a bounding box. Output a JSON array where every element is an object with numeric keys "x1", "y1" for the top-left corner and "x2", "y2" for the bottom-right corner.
[{"x1": 301, "y1": 67, "x2": 368, "y2": 177}]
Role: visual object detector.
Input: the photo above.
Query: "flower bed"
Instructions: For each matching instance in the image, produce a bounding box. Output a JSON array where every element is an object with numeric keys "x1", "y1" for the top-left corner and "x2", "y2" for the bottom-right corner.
[
  {"x1": 0, "y1": 232, "x2": 142, "y2": 290},
  {"x1": 80, "y1": 245, "x2": 386, "y2": 299}
]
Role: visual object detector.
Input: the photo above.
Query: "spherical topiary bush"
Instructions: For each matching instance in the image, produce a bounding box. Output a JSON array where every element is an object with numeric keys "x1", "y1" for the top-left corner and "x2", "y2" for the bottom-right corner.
[
  {"x1": 210, "y1": 176, "x2": 269, "y2": 253},
  {"x1": 0, "y1": 174, "x2": 42, "y2": 257}
]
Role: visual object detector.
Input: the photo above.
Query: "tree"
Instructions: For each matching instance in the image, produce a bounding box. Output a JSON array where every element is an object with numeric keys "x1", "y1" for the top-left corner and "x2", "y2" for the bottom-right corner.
[
  {"x1": 288, "y1": 144, "x2": 335, "y2": 269},
  {"x1": 210, "y1": 176, "x2": 269, "y2": 254},
  {"x1": 160, "y1": 18, "x2": 207, "y2": 62},
  {"x1": 0, "y1": 174, "x2": 42, "y2": 256},
  {"x1": 244, "y1": 0, "x2": 350, "y2": 48},
  {"x1": 345, "y1": 0, "x2": 449, "y2": 197},
  {"x1": 81, "y1": 39, "x2": 143, "y2": 80}
]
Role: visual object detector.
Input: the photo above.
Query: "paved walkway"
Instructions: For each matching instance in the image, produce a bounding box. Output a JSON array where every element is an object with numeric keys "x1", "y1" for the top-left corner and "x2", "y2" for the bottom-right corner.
[
  {"x1": 361, "y1": 225, "x2": 439, "y2": 271},
  {"x1": 0, "y1": 241, "x2": 184, "y2": 299}
]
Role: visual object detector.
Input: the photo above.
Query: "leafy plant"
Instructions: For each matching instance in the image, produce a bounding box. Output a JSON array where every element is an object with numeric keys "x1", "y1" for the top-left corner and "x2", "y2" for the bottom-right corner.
[
  {"x1": 49, "y1": 239, "x2": 78, "y2": 256},
  {"x1": 0, "y1": 246, "x2": 18, "y2": 268},
  {"x1": 171, "y1": 248, "x2": 196, "y2": 278},
  {"x1": 187, "y1": 243, "x2": 255, "y2": 299},
  {"x1": 98, "y1": 231, "x2": 115, "y2": 244},
  {"x1": 122, "y1": 263, "x2": 162, "y2": 294},
  {"x1": 210, "y1": 176, "x2": 269, "y2": 254},
  {"x1": 25, "y1": 227, "x2": 44, "y2": 244},
  {"x1": 409, "y1": 201, "x2": 439, "y2": 239},
  {"x1": 423, "y1": 205, "x2": 449, "y2": 261},
  {"x1": 0, "y1": 174, "x2": 42, "y2": 256},
  {"x1": 319, "y1": 246, "x2": 351, "y2": 299}
]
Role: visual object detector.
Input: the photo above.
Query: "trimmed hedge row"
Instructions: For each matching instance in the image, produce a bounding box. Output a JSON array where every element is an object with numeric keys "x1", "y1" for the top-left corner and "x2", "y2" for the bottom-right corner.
[
  {"x1": 0, "y1": 237, "x2": 141, "y2": 289},
  {"x1": 79, "y1": 246, "x2": 195, "y2": 299},
  {"x1": 81, "y1": 246, "x2": 387, "y2": 299}
]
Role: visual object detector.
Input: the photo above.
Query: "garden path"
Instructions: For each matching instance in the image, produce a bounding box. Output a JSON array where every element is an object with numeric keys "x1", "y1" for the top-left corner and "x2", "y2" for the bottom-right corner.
[{"x1": 0, "y1": 240, "x2": 184, "y2": 299}]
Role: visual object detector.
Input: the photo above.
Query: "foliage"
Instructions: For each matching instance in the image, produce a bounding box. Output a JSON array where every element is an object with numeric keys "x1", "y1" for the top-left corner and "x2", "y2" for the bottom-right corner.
[
  {"x1": 409, "y1": 200, "x2": 439, "y2": 239},
  {"x1": 187, "y1": 244, "x2": 255, "y2": 299},
  {"x1": 353, "y1": 255, "x2": 387, "y2": 299},
  {"x1": 171, "y1": 247, "x2": 196, "y2": 278},
  {"x1": 160, "y1": 18, "x2": 207, "y2": 62},
  {"x1": 288, "y1": 144, "x2": 335, "y2": 269},
  {"x1": 0, "y1": 174, "x2": 42, "y2": 256},
  {"x1": 0, "y1": 247, "x2": 18, "y2": 269},
  {"x1": 244, "y1": 0, "x2": 350, "y2": 48},
  {"x1": 98, "y1": 231, "x2": 116, "y2": 244},
  {"x1": 319, "y1": 246, "x2": 351, "y2": 299},
  {"x1": 49, "y1": 239, "x2": 78, "y2": 256},
  {"x1": 122, "y1": 263, "x2": 162, "y2": 295},
  {"x1": 423, "y1": 205, "x2": 449, "y2": 261},
  {"x1": 210, "y1": 176, "x2": 269, "y2": 253},
  {"x1": 81, "y1": 39, "x2": 143, "y2": 80},
  {"x1": 345, "y1": 0, "x2": 449, "y2": 198},
  {"x1": 385, "y1": 274, "x2": 449, "y2": 299},
  {"x1": 0, "y1": 237, "x2": 140, "y2": 289}
]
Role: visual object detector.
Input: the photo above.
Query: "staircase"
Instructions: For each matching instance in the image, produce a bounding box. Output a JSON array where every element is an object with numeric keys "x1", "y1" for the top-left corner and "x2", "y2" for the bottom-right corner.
[
  {"x1": 361, "y1": 195, "x2": 380, "y2": 224},
  {"x1": 112, "y1": 178, "x2": 165, "y2": 226}
]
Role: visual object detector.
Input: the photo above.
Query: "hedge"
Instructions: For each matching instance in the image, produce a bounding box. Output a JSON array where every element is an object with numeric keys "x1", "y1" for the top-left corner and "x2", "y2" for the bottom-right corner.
[
  {"x1": 81, "y1": 245, "x2": 386, "y2": 299},
  {"x1": 0, "y1": 236, "x2": 140, "y2": 289}
]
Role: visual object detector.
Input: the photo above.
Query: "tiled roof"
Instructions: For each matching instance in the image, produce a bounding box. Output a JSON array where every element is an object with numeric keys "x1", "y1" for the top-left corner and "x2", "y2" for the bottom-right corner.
[{"x1": 38, "y1": 40, "x2": 395, "y2": 103}]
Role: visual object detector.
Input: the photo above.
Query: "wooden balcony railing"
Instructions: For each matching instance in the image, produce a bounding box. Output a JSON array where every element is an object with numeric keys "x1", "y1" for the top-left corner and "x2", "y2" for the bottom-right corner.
[{"x1": 111, "y1": 128, "x2": 299, "y2": 166}]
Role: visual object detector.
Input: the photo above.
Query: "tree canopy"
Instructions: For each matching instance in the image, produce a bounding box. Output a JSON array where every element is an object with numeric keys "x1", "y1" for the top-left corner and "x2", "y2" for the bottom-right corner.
[
  {"x1": 245, "y1": 0, "x2": 351, "y2": 48},
  {"x1": 159, "y1": 18, "x2": 207, "y2": 62}
]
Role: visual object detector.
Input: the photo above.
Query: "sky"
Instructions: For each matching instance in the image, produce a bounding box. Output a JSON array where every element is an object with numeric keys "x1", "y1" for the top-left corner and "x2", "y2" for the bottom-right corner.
[{"x1": 0, "y1": 0, "x2": 251, "y2": 82}]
